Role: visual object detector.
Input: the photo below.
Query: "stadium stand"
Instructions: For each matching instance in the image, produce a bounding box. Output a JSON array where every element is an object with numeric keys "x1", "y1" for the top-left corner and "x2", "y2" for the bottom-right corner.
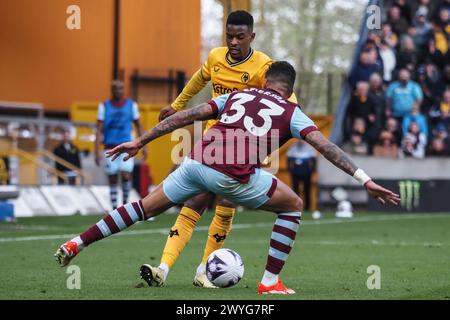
[{"x1": 323, "y1": 0, "x2": 450, "y2": 211}]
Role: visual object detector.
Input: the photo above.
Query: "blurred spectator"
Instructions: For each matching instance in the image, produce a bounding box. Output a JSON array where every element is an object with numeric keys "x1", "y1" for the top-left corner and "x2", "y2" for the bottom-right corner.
[
  {"x1": 388, "y1": 5, "x2": 410, "y2": 35},
  {"x1": 394, "y1": 0, "x2": 413, "y2": 24},
  {"x1": 347, "y1": 81, "x2": 378, "y2": 150},
  {"x1": 436, "y1": 6, "x2": 450, "y2": 32},
  {"x1": 385, "y1": 117, "x2": 403, "y2": 146},
  {"x1": 427, "y1": 136, "x2": 449, "y2": 156},
  {"x1": 347, "y1": 81, "x2": 377, "y2": 125},
  {"x1": 369, "y1": 73, "x2": 387, "y2": 129},
  {"x1": 424, "y1": 38, "x2": 446, "y2": 70},
  {"x1": 373, "y1": 130, "x2": 399, "y2": 158},
  {"x1": 400, "y1": 122, "x2": 428, "y2": 158},
  {"x1": 430, "y1": 89, "x2": 450, "y2": 129},
  {"x1": 349, "y1": 48, "x2": 382, "y2": 88},
  {"x1": 286, "y1": 140, "x2": 316, "y2": 211},
  {"x1": 414, "y1": 7, "x2": 432, "y2": 57},
  {"x1": 379, "y1": 39, "x2": 397, "y2": 82},
  {"x1": 395, "y1": 36, "x2": 418, "y2": 71},
  {"x1": 382, "y1": 23, "x2": 399, "y2": 48},
  {"x1": 342, "y1": 132, "x2": 368, "y2": 156},
  {"x1": 431, "y1": 23, "x2": 448, "y2": 55},
  {"x1": 433, "y1": 122, "x2": 449, "y2": 141},
  {"x1": 442, "y1": 64, "x2": 450, "y2": 88},
  {"x1": 53, "y1": 129, "x2": 81, "y2": 185},
  {"x1": 386, "y1": 68, "x2": 423, "y2": 122},
  {"x1": 402, "y1": 104, "x2": 429, "y2": 137},
  {"x1": 417, "y1": 62, "x2": 444, "y2": 113},
  {"x1": 432, "y1": 1, "x2": 450, "y2": 25}
]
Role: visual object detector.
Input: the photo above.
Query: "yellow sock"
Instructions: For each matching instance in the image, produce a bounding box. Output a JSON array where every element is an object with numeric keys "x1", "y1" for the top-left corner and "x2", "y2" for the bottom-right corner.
[
  {"x1": 201, "y1": 205, "x2": 236, "y2": 264},
  {"x1": 161, "y1": 207, "x2": 201, "y2": 269}
]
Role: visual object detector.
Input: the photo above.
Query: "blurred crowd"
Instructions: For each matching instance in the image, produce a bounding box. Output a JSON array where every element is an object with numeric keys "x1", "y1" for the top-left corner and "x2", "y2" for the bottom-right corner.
[{"x1": 344, "y1": 0, "x2": 450, "y2": 158}]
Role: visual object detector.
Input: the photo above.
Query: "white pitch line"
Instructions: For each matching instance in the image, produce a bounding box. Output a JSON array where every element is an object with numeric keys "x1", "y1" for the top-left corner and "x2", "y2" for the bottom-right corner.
[
  {"x1": 0, "y1": 214, "x2": 448, "y2": 243},
  {"x1": 225, "y1": 239, "x2": 446, "y2": 247}
]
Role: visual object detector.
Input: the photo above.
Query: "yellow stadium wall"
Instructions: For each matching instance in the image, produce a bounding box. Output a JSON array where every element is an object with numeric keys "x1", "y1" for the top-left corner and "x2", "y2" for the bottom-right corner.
[{"x1": 0, "y1": 0, "x2": 201, "y2": 111}]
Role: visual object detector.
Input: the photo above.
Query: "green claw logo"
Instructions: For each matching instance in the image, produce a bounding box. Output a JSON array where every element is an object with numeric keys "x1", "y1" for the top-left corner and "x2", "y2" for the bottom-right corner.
[{"x1": 398, "y1": 180, "x2": 420, "y2": 211}]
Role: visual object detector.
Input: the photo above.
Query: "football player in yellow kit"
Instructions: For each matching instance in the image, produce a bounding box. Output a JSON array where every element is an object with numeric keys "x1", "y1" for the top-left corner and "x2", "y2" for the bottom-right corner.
[{"x1": 143, "y1": 10, "x2": 297, "y2": 288}]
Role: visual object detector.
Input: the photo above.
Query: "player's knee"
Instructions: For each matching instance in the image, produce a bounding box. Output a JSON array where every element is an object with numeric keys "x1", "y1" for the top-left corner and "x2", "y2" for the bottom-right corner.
[
  {"x1": 286, "y1": 196, "x2": 303, "y2": 212},
  {"x1": 184, "y1": 194, "x2": 211, "y2": 214},
  {"x1": 217, "y1": 197, "x2": 236, "y2": 209},
  {"x1": 121, "y1": 172, "x2": 131, "y2": 181},
  {"x1": 108, "y1": 175, "x2": 119, "y2": 184}
]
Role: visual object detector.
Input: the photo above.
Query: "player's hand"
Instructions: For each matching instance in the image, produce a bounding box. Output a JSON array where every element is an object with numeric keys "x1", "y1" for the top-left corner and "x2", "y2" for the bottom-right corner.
[
  {"x1": 105, "y1": 140, "x2": 142, "y2": 162},
  {"x1": 364, "y1": 180, "x2": 400, "y2": 205},
  {"x1": 159, "y1": 106, "x2": 177, "y2": 122},
  {"x1": 95, "y1": 150, "x2": 102, "y2": 167}
]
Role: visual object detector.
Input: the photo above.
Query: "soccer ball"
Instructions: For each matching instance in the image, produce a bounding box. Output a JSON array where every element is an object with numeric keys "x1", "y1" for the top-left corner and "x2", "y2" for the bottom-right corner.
[{"x1": 206, "y1": 248, "x2": 244, "y2": 288}]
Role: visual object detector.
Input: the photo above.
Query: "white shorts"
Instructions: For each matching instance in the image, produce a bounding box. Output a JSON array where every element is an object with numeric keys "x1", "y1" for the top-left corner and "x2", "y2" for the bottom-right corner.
[{"x1": 104, "y1": 152, "x2": 134, "y2": 176}]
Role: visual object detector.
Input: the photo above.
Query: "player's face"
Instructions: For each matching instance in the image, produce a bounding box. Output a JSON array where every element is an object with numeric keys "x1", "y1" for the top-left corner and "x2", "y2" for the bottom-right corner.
[
  {"x1": 226, "y1": 25, "x2": 255, "y2": 61},
  {"x1": 111, "y1": 82, "x2": 124, "y2": 101}
]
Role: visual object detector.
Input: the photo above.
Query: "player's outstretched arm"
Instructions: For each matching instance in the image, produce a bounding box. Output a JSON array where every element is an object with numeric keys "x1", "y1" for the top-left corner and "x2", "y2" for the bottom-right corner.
[
  {"x1": 106, "y1": 102, "x2": 216, "y2": 161},
  {"x1": 304, "y1": 130, "x2": 400, "y2": 205},
  {"x1": 159, "y1": 69, "x2": 209, "y2": 121}
]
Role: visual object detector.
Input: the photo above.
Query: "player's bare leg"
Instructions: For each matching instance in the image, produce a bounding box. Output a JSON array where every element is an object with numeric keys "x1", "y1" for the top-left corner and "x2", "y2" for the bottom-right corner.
[
  {"x1": 120, "y1": 171, "x2": 132, "y2": 205},
  {"x1": 255, "y1": 180, "x2": 303, "y2": 295},
  {"x1": 54, "y1": 183, "x2": 174, "y2": 269}
]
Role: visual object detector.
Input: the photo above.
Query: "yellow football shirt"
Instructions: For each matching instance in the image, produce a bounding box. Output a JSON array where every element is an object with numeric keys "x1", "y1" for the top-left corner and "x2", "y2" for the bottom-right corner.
[
  {"x1": 202, "y1": 47, "x2": 276, "y2": 129},
  {"x1": 171, "y1": 47, "x2": 297, "y2": 130}
]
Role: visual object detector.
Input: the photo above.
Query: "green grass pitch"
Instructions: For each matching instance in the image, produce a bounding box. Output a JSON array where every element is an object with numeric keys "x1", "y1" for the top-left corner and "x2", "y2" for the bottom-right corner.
[{"x1": 0, "y1": 211, "x2": 449, "y2": 300}]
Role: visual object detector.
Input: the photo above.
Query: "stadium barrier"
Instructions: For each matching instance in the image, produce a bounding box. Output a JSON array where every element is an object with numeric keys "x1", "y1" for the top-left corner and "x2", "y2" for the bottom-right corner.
[
  {"x1": 317, "y1": 155, "x2": 450, "y2": 212},
  {"x1": 8, "y1": 185, "x2": 141, "y2": 218}
]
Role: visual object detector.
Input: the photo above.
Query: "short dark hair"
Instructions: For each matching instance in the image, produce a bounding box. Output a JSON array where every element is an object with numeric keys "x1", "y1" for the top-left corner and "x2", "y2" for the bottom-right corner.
[
  {"x1": 226, "y1": 10, "x2": 254, "y2": 29},
  {"x1": 265, "y1": 61, "x2": 296, "y2": 93}
]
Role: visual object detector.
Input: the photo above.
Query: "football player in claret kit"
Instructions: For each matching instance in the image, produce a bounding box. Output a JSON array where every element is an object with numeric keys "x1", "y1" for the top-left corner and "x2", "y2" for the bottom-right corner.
[
  {"x1": 154, "y1": 10, "x2": 298, "y2": 289},
  {"x1": 55, "y1": 62, "x2": 400, "y2": 294}
]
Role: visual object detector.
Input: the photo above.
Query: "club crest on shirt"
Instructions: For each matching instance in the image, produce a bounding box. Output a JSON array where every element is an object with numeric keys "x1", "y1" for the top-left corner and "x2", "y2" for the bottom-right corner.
[{"x1": 241, "y1": 72, "x2": 250, "y2": 83}]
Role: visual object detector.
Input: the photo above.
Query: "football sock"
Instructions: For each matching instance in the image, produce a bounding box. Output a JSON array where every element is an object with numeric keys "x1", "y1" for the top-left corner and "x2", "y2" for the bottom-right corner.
[
  {"x1": 160, "y1": 206, "x2": 201, "y2": 270},
  {"x1": 262, "y1": 212, "x2": 301, "y2": 285},
  {"x1": 122, "y1": 180, "x2": 132, "y2": 204},
  {"x1": 200, "y1": 205, "x2": 235, "y2": 265},
  {"x1": 196, "y1": 263, "x2": 206, "y2": 276},
  {"x1": 158, "y1": 262, "x2": 170, "y2": 280},
  {"x1": 110, "y1": 184, "x2": 118, "y2": 209},
  {"x1": 74, "y1": 201, "x2": 145, "y2": 248},
  {"x1": 261, "y1": 270, "x2": 278, "y2": 287}
]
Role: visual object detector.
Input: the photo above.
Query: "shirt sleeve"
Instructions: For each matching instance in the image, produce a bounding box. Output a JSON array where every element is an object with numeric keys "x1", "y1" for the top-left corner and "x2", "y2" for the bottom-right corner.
[
  {"x1": 290, "y1": 107, "x2": 318, "y2": 139},
  {"x1": 170, "y1": 69, "x2": 209, "y2": 111},
  {"x1": 208, "y1": 93, "x2": 231, "y2": 118},
  {"x1": 97, "y1": 103, "x2": 105, "y2": 121},
  {"x1": 132, "y1": 102, "x2": 140, "y2": 120},
  {"x1": 200, "y1": 50, "x2": 213, "y2": 81}
]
